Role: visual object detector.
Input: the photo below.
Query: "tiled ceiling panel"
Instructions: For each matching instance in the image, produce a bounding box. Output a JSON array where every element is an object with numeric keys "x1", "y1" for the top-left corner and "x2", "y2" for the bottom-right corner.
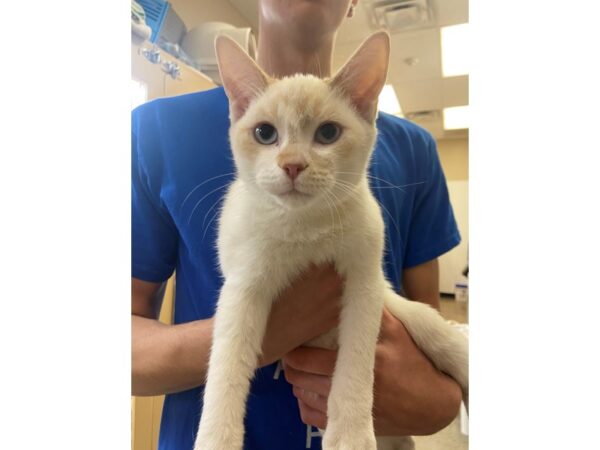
[
  {"x1": 442, "y1": 75, "x2": 468, "y2": 107},
  {"x1": 388, "y1": 28, "x2": 442, "y2": 82},
  {"x1": 394, "y1": 78, "x2": 443, "y2": 113},
  {"x1": 431, "y1": 0, "x2": 469, "y2": 27}
]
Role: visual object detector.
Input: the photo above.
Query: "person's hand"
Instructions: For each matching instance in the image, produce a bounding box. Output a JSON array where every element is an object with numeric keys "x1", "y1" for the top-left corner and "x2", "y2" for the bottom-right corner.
[
  {"x1": 282, "y1": 307, "x2": 463, "y2": 435},
  {"x1": 282, "y1": 346, "x2": 334, "y2": 429},
  {"x1": 259, "y1": 263, "x2": 343, "y2": 367}
]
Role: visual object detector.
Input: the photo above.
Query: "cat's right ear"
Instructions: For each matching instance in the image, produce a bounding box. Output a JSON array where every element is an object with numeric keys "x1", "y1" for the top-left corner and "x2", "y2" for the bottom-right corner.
[
  {"x1": 329, "y1": 31, "x2": 390, "y2": 122},
  {"x1": 215, "y1": 36, "x2": 271, "y2": 121}
]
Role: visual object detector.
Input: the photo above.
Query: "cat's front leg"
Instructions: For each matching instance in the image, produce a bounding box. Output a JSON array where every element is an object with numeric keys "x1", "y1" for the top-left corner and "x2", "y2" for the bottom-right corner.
[
  {"x1": 194, "y1": 280, "x2": 273, "y2": 450},
  {"x1": 321, "y1": 274, "x2": 385, "y2": 450}
]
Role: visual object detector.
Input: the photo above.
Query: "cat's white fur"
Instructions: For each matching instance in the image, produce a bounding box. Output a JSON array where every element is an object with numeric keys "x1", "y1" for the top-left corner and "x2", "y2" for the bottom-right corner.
[{"x1": 194, "y1": 32, "x2": 468, "y2": 450}]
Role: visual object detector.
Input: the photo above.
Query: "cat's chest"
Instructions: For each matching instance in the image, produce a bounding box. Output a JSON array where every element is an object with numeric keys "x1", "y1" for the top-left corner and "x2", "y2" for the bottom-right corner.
[
  {"x1": 216, "y1": 181, "x2": 384, "y2": 280},
  {"x1": 219, "y1": 227, "x2": 341, "y2": 277}
]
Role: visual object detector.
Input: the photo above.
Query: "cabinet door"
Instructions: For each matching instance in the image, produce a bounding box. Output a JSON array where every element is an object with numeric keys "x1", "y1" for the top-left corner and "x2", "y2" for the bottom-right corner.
[{"x1": 163, "y1": 53, "x2": 216, "y2": 97}]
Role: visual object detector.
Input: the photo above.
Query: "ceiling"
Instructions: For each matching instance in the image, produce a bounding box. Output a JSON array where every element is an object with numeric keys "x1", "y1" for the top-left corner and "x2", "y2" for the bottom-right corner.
[{"x1": 228, "y1": 0, "x2": 468, "y2": 140}]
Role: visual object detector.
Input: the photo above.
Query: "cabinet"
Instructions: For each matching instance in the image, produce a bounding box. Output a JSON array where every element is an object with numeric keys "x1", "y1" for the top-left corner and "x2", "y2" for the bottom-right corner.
[
  {"x1": 131, "y1": 41, "x2": 216, "y2": 450},
  {"x1": 131, "y1": 41, "x2": 216, "y2": 102}
]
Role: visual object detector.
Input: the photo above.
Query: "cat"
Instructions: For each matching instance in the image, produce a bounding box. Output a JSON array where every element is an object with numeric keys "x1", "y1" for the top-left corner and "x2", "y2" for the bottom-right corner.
[{"x1": 194, "y1": 31, "x2": 469, "y2": 450}]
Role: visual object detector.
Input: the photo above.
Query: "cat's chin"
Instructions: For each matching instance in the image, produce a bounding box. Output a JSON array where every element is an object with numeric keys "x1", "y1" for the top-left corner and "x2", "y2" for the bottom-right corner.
[{"x1": 271, "y1": 189, "x2": 316, "y2": 210}]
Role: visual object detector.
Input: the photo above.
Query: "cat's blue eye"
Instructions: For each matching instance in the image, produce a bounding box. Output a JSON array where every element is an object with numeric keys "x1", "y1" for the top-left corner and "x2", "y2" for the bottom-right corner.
[
  {"x1": 314, "y1": 122, "x2": 341, "y2": 145},
  {"x1": 254, "y1": 123, "x2": 278, "y2": 145}
]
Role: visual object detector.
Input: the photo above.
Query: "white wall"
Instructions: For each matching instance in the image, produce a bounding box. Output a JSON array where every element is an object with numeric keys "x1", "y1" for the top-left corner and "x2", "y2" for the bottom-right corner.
[{"x1": 439, "y1": 180, "x2": 469, "y2": 294}]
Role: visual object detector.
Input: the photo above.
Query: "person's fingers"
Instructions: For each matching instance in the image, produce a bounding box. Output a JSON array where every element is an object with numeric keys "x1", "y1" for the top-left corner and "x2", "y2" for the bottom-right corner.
[
  {"x1": 297, "y1": 399, "x2": 328, "y2": 429},
  {"x1": 283, "y1": 346, "x2": 337, "y2": 376},
  {"x1": 292, "y1": 386, "x2": 328, "y2": 413},
  {"x1": 284, "y1": 365, "x2": 332, "y2": 397}
]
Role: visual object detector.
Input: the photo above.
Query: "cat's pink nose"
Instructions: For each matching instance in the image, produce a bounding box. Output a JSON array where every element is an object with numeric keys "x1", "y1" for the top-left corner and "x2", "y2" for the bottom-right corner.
[{"x1": 282, "y1": 163, "x2": 307, "y2": 181}]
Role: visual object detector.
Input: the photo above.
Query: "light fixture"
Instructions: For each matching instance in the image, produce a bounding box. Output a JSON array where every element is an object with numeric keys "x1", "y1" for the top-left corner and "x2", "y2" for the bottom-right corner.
[
  {"x1": 441, "y1": 23, "x2": 468, "y2": 77},
  {"x1": 378, "y1": 84, "x2": 403, "y2": 116},
  {"x1": 443, "y1": 105, "x2": 468, "y2": 130}
]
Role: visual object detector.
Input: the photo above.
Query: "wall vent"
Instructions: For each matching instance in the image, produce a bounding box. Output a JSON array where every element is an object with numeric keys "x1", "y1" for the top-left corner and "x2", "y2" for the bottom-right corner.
[{"x1": 364, "y1": 0, "x2": 433, "y2": 32}]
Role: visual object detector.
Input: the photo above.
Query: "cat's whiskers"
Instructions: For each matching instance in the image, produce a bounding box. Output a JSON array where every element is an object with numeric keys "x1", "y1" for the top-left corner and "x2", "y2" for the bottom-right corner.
[
  {"x1": 335, "y1": 171, "x2": 426, "y2": 192},
  {"x1": 202, "y1": 194, "x2": 227, "y2": 242},
  {"x1": 335, "y1": 176, "x2": 415, "y2": 237},
  {"x1": 180, "y1": 173, "x2": 235, "y2": 212},
  {"x1": 323, "y1": 188, "x2": 345, "y2": 249},
  {"x1": 370, "y1": 183, "x2": 425, "y2": 190},
  {"x1": 333, "y1": 180, "x2": 402, "y2": 237},
  {"x1": 332, "y1": 179, "x2": 362, "y2": 198},
  {"x1": 320, "y1": 191, "x2": 337, "y2": 243},
  {"x1": 202, "y1": 192, "x2": 227, "y2": 233},
  {"x1": 374, "y1": 199, "x2": 402, "y2": 237},
  {"x1": 187, "y1": 183, "x2": 232, "y2": 225}
]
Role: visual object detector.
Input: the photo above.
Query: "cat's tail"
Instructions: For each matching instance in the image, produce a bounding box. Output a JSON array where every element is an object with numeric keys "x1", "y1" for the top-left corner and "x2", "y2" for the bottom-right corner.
[{"x1": 384, "y1": 290, "x2": 469, "y2": 411}]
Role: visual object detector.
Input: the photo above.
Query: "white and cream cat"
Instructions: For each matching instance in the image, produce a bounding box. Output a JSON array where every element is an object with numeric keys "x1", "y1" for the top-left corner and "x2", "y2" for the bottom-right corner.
[{"x1": 194, "y1": 32, "x2": 468, "y2": 450}]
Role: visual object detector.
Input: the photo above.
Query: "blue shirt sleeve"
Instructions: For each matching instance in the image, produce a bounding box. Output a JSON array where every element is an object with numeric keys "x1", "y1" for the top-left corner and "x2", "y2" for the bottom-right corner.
[
  {"x1": 403, "y1": 132, "x2": 461, "y2": 268},
  {"x1": 131, "y1": 111, "x2": 178, "y2": 282}
]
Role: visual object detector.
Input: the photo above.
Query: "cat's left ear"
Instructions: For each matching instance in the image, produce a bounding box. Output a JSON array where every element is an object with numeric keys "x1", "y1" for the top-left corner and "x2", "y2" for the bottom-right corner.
[
  {"x1": 329, "y1": 31, "x2": 390, "y2": 122},
  {"x1": 215, "y1": 35, "x2": 271, "y2": 121}
]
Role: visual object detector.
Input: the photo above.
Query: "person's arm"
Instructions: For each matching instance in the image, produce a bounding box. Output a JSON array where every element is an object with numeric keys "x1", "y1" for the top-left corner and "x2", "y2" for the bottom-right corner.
[
  {"x1": 283, "y1": 258, "x2": 462, "y2": 436},
  {"x1": 132, "y1": 278, "x2": 214, "y2": 396},
  {"x1": 402, "y1": 258, "x2": 441, "y2": 310},
  {"x1": 371, "y1": 257, "x2": 461, "y2": 434},
  {"x1": 132, "y1": 264, "x2": 344, "y2": 397}
]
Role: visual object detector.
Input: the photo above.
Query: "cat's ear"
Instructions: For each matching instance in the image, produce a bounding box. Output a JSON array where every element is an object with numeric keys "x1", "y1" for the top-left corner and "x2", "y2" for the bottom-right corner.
[
  {"x1": 329, "y1": 31, "x2": 390, "y2": 122},
  {"x1": 215, "y1": 35, "x2": 271, "y2": 121}
]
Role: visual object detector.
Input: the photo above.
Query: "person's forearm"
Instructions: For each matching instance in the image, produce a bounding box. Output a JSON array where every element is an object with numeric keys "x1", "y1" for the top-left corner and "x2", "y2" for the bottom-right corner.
[
  {"x1": 372, "y1": 308, "x2": 462, "y2": 436},
  {"x1": 373, "y1": 369, "x2": 461, "y2": 436},
  {"x1": 402, "y1": 259, "x2": 441, "y2": 311},
  {"x1": 132, "y1": 315, "x2": 214, "y2": 396}
]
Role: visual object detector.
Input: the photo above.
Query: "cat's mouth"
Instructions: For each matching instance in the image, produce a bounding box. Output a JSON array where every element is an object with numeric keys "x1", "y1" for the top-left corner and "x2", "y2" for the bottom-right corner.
[
  {"x1": 264, "y1": 181, "x2": 316, "y2": 205},
  {"x1": 278, "y1": 187, "x2": 311, "y2": 198}
]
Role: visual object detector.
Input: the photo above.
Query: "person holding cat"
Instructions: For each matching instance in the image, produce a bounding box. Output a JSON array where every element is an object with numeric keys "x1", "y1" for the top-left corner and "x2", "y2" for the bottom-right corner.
[{"x1": 132, "y1": 1, "x2": 463, "y2": 449}]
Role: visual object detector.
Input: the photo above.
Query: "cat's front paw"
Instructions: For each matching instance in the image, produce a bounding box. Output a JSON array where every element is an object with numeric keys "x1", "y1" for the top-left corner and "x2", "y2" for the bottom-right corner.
[
  {"x1": 193, "y1": 424, "x2": 243, "y2": 450},
  {"x1": 322, "y1": 423, "x2": 377, "y2": 450}
]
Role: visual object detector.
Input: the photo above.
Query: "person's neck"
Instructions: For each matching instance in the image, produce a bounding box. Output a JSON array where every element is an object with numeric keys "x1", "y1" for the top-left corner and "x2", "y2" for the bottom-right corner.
[{"x1": 256, "y1": 27, "x2": 335, "y2": 79}]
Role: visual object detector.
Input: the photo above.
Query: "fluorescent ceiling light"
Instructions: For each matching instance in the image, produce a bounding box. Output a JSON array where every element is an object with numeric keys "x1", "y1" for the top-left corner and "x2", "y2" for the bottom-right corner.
[
  {"x1": 443, "y1": 105, "x2": 468, "y2": 130},
  {"x1": 441, "y1": 23, "x2": 468, "y2": 77},
  {"x1": 379, "y1": 84, "x2": 403, "y2": 116}
]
